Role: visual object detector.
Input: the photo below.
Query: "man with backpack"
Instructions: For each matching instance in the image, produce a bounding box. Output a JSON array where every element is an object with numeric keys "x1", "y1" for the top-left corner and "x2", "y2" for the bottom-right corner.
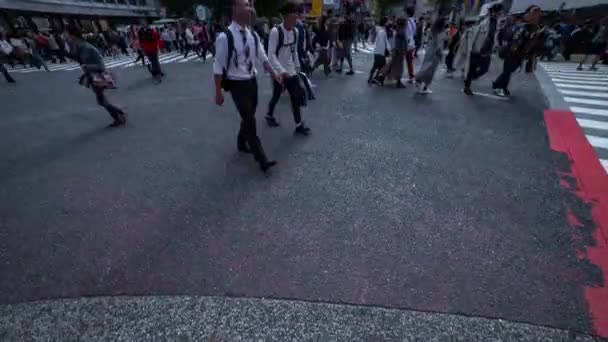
[
  {"x1": 492, "y1": 5, "x2": 542, "y2": 97},
  {"x1": 213, "y1": 0, "x2": 281, "y2": 174},
  {"x1": 265, "y1": 1, "x2": 312, "y2": 136}
]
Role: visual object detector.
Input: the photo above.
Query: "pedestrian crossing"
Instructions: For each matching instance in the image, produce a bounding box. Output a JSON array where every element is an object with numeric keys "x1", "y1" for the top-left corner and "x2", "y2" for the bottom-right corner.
[
  {"x1": 540, "y1": 62, "x2": 608, "y2": 173},
  {"x1": 7, "y1": 51, "x2": 211, "y2": 74}
]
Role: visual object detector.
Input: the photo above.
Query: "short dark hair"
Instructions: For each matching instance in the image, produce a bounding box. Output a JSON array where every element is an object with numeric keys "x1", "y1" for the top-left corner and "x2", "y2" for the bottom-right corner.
[
  {"x1": 406, "y1": 7, "x2": 415, "y2": 17},
  {"x1": 379, "y1": 16, "x2": 388, "y2": 27},
  {"x1": 279, "y1": 1, "x2": 298, "y2": 16}
]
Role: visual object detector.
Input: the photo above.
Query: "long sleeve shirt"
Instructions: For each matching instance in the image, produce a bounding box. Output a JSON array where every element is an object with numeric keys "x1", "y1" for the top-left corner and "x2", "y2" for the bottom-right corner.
[
  {"x1": 406, "y1": 18, "x2": 416, "y2": 50},
  {"x1": 268, "y1": 24, "x2": 299, "y2": 76},
  {"x1": 373, "y1": 27, "x2": 390, "y2": 55},
  {"x1": 213, "y1": 22, "x2": 269, "y2": 80},
  {"x1": 76, "y1": 41, "x2": 105, "y2": 73}
]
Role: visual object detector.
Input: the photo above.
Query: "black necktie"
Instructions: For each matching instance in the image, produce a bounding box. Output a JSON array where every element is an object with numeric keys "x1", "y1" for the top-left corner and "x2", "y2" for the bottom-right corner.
[{"x1": 239, "y1": 29, "x2": 253, "y2": 74}]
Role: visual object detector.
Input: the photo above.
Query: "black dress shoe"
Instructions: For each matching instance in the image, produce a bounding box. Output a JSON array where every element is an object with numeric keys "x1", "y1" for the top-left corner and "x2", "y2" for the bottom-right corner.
[
  {"x1": 346, "y1": 70, "x2": 355, "y2": 75},
  {"x1": 7, "y1": 78, "x2": 16, "y2": 83},
  {"x1": 294, "y1": 124, "x2": 311, "y2": 136},
  {"x1": 265, "y1": 116, "x2": 280, "y2": 127},
  {"x1": 396, "y1": 82, "x2": 406, "y2": 88},
  {"x1": 463, "y1": 87, "x2": 473, "y2": 96},
  {"x1": 260, "y1": 160, "x2": 277, "y2": 173}
]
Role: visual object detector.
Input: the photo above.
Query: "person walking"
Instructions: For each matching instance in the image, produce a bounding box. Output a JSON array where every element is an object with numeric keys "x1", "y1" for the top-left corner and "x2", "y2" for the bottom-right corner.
[
  {"x1": 140, "y1": 26, "x2": 164, "y2": 82},
  {"x1": 337, "y1": 15, "x2": 355, "y2": 75},
  {"x1": 415, "y1": 16, "x2": 447, "y2": 94},
  {"x1": 0, "y1": 36, "x2": 16, "y2": 83},
  {"x1": 492, "y1": 5, "x2": 542, "y2": 97},
  {"x1": 405, "y1": 7, "x2": 417, "y2": 84},
  {"x1": 131, "y1": 27, "x2": 146, "y2": 67},
  {"x1": 265, "y1": 2, "x2": 312, "y2": 136},
  {"x1": 161, "y1": 28, "x2": 172, "y2": 52},
  {"x1": 578, "y1": 18, "x2": 607, "y2": 71},
  {"x1": 463, "y1": 4, "x2": 502, "y2": 95},
  {"x1": 376, "y1": 17, "x2": 407, "y2": 88},
  {"x1": 66, "y1": 25, "x2": 126, "y2": 127},
  {"x1": 368, "y1": 17, "x2": 390, "y2": 84},
  {"x1": 445, "y1": 23, "x2": 462, "y2": 77},
  {"x1": 183, "y1": 26, "x2": 196, "y2": 58},
  {"x1": 24, "y1": 33, "x2": 50, "y2": 72},
  {"x1": 214, "y1": 0, "x2": 281, "y2": 173},
  {"x1": 312, "y1": 17, "x2": 332, "y2": 77},
  {"x1": 296, "y1": 10, "x2": 315, "y2": 100}
]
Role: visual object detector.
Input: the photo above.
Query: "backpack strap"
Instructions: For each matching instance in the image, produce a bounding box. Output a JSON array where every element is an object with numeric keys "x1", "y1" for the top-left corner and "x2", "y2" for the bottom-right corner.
[
  {"x1": 275, "y1": 25, "x2": 284, "y2": 56},
  {"x1": 224, "y1": 29, "x2": 234, "y2": 70},
  {"x1": 252, "y1": 31, "x2": 259, "y2": 58}
]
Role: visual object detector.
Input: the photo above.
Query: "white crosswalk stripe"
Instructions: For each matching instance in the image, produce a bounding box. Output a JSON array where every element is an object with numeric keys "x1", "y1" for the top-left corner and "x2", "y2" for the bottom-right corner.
[
  {"x1": 7, "y1": 51, "x2": 208, "y2": 74},
  {"x1": 541, "y1": 62, "x2": 608, "y2": 174}
]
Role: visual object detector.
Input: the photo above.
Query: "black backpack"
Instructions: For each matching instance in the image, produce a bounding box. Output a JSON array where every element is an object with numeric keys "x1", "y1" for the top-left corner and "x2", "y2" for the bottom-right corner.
[
  {"x1": 268, "y1": 25, "x2": 298, "y2": 57},
  {"x1": 221, "y1": 29, "x2": 259, "y2": 91}
]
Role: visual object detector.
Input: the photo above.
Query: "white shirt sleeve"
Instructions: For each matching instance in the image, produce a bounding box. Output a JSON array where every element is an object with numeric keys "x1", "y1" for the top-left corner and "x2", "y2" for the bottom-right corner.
[
  {"x1": 213, "y1": 33, "x2": 228, "y2": 76},
  {"x1": 254, "y1": 31, "x2": 269, "y2": 66},
  {"x1": 268, "y1": 27, "x2": 284, "y2": 74}
]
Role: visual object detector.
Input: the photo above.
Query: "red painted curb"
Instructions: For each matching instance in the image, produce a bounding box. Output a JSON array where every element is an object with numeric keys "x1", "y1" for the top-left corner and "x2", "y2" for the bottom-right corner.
[{"x1": 544, "y1": 109, "x2": 608, "y2": 338}]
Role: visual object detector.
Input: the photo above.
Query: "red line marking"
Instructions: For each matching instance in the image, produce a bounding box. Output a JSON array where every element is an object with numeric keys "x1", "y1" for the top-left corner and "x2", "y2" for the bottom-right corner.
[{"x1": 545, "y1": 109, "x2": 608, "y2": 338}]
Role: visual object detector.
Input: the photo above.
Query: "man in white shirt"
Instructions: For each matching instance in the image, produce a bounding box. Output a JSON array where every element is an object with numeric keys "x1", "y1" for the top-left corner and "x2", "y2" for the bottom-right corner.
[
  {"x1": 265, "y1": 1, "x2": 311, "y2": 136},
  {"x1": 214, "y1": 0, "x2": 281, "y2": 173},
  {"x1": 369, "y1": 17, "x2": 390, "y2": 84},
  {"x1": 0, "y1": 32, "x2": 16, "y2": 83}
]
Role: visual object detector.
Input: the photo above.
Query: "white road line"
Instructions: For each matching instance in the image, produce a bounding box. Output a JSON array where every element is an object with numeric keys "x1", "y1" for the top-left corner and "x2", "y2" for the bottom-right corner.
[
  {"x1": 544, "y1": 70, "x2": 608, "y2": 77},
  {"x1": 545, "y1": 72, "x2": 608, "y2": 81},
  {"x1": 472, "y1": 91, "x2": 510, "y2": 100},
  {"x1": 552, "y1": 78, "x2": 608, "y2": 85},
  {"x1": 577, "y1": 118, "x2": 608, "y2": 130},
  {"x1": 601, "y1": 159, "x2": 608, "y2": 173},
  {"x1": 559, "y1": 89, "x2": 608, "y2": 99},
  {"x1": 556, "y1": 83, "x2": 608, "y2": 91},
  {"x1": 104, "y1": 58, "x2": 133, "y2": 68},
  {"x1": 50, "y1": 63, "x2": 80, "y2": 71},
  {"x1": 565, "y1": 97, "x2": 608, "y2": 106},
  {"x1": 161, "y1": 55, "x2": 186, "y2": 64},
  {"x1": 64, "y1": 64, "x2": 85, "y2": 71},
  {"x1": 543, "y1": 66, "x2": 608, "y2": 70},
  {"x1": 178, "y1": 54, "x2": 201, "y2": 63},
  {"x1": 158, "y1": 52, "x2": 181, "y2": 62},
  {"x1": 106, "y1": 59, "x2": 137, "y2": 68},
  {"x1": 571, "y1": 106, "x2": 608, "y2": 117},
  {"x1": 546, "y1": 74, "x2": 608, "y2": 81},
  {"x1": 587, "y1": 135, "x2": 608, "y2": 149}
]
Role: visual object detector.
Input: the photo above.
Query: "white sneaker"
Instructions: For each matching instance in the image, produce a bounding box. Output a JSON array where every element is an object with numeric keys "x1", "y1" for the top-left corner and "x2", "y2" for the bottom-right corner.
[
  {"x1": 421, "y1": 87, "x2": 433, "y2": 94},
  {"x1": 493, "y1": 88, "x2": 506, "y2": 97}
]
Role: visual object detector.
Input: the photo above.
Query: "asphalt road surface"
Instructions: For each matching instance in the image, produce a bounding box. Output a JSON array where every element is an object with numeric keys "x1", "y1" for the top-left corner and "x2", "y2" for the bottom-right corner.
[{"x1": 0, "y1": 53, "x2": 604, "y2": 340}]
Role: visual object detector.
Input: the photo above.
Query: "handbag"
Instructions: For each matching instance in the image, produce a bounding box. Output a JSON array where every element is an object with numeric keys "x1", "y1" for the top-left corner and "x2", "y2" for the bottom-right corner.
[{"x1": 91, "y1": 71, "x2": 117, "y2": 89}]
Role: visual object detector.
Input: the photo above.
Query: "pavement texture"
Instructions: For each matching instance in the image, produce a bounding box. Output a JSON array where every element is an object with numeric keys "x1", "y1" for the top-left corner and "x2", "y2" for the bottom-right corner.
[
  {"x1": 0, "y1": 296, "x2": 601, "y2": 341},
  {"x1": 0, "y1": 53, "x2": 605, "y2": 339}
]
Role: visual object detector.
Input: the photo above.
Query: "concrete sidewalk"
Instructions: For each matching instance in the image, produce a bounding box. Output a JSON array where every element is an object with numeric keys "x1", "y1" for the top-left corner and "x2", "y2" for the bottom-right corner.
[{"x1": 0, "y1": 295, "x2": 600, "y2": 341}]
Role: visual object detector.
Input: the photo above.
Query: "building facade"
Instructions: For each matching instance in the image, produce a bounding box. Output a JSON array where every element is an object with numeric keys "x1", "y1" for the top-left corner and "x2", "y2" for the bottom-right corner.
[{"x1": 0, "y1": 0, "x2": 160, "y2": 34}]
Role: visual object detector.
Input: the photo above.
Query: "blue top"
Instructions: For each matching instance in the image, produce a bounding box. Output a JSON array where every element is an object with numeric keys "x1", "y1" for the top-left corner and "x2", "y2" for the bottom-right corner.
[{"x1": 76, "y1": 41, "x2": 105, "y2": 72}]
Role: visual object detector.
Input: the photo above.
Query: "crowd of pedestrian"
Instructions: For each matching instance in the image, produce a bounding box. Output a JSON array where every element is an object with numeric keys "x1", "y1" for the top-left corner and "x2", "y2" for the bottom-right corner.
[{"x1": 2, "y1": 0, "x2": 608, "y2": 175}]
